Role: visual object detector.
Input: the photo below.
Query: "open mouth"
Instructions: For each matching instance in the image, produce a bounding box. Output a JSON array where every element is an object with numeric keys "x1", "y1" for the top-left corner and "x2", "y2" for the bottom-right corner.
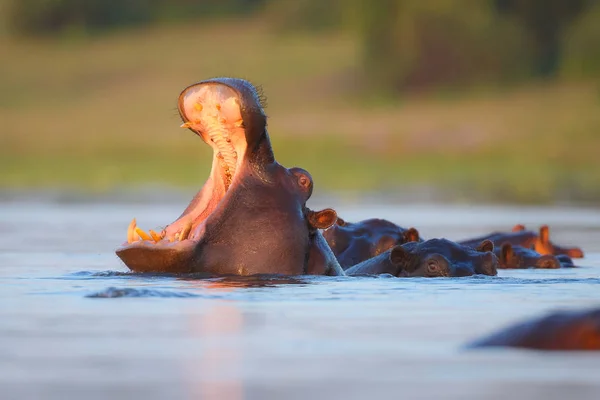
[{"x1": 119, "y1": 82, "x2": 250, "y2": 250}]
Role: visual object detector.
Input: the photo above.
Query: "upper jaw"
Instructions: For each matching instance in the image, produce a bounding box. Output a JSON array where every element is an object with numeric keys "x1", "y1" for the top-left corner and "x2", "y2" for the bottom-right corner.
[
  {"x1": 178, "y1": 82, "x2": 251, "y2": 191},
  {"x1": 178, "y1": 78, "x2": 268, "y2": 154}
]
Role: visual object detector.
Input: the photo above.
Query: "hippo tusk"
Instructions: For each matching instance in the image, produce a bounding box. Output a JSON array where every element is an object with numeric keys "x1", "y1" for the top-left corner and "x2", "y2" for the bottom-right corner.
[
  {"x1": 148, "y1": 229, "x2": 162, "y2": 243},
  {"x1": 127, "y1": 218, "x2": 137, "y2": 243},
  {"x1": 179, "y1": 221, "x2": 193, "y2": 241},
  {"x1": 135, "y1": 227, "x2": 152, "y2": 241}
]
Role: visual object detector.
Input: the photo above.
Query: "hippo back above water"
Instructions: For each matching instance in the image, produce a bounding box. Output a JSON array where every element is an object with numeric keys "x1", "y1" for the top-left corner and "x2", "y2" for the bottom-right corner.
[{"x1": 469, "y1": 308, "x2": 600, "y2": 350}]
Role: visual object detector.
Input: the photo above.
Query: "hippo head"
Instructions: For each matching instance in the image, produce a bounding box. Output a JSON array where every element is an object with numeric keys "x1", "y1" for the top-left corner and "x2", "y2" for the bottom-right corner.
[
  {"x1": 115, "y1": 78, "x2": 337, "y2": 275},
  {"x1": 389, "y1": 238, "x2": 498, "y2": 277},
  {"x1": 513, "y1": 224, "x2": 584, "y2": 259},
  {"x1": 496, "y1": 243, "x2": 561, "y2": 269}
]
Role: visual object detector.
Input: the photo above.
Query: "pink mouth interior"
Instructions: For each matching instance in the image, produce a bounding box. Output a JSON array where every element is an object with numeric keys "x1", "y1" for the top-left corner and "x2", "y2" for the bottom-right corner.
[{"x1": 121, "y1": 83, "x2": 250, "y2": 247}]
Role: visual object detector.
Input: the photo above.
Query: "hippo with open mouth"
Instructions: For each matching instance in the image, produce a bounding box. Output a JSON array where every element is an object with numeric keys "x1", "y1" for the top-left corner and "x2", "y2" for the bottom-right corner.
[{"x1": 116, "y1": 78, "x2": 344, "y2": 276}]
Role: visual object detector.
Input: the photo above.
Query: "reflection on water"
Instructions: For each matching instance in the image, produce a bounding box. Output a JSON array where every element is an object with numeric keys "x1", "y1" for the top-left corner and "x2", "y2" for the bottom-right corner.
[
  {"x1": 0, "y1": 201, "x2": 600, "y2": 400},
  {"x1": 187, "y1": 302, "x2": 244, "y2": 400},
  {"x1": 180, "y1": 275, "x2": 313, "y2": 289}
]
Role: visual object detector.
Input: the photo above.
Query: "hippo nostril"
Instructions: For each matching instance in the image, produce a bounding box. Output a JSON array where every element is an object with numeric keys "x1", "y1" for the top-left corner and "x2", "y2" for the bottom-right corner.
[{"x1": 427, "y1": 261, "x2": 440, "y2": 274}]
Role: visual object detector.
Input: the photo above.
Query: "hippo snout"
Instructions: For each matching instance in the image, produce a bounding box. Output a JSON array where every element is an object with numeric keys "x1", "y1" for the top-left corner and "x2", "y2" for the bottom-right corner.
[
  {"x1": 536, "y1": 255, "x2": 561, "y2": 269},
  {"x1": 477, "y1": 252, "x2": 499, "y2": 276}
]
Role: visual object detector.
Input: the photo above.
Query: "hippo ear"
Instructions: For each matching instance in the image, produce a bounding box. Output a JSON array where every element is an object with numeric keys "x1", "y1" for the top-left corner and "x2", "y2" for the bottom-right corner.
[
  {"x1": 512, "y1": 224, "x2": 526, "y2": 232},
  {"x1": 476, "y1": 239, "x2": 494, "y2": 253},
  {"x1": 307, "y1": 208, "x2": 338, "y2": 230},
  {"x1": 539, "y1": 225, "x2": 550, "y2": 244},
  {"x1": 336, "y1": 217, "x2": 347, "y2": 226},
  {"x1": 390, "y1": 245, "x2": 409, "y2": 266},
  {"x1": 501, "y1": 243, "x2": 513, "y2": 263},
  {"x1": 403, "y1": 227, "x2": 420, "y2": 243}
]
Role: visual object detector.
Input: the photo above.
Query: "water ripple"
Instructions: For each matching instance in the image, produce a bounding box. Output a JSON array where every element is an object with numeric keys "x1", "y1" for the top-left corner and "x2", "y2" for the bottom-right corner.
[{"x1": 86, "y1": 287, "x2": 200, "y2": 298}]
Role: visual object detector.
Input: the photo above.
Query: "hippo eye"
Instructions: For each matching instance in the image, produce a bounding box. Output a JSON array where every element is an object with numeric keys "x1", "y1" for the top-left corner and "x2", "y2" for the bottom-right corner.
[
  {"x1": 299, "y1": 176, "x2": 309, "y2": 187},
  {"x1": 289, "y1": 167, "x2": 313, "y2": 197}
]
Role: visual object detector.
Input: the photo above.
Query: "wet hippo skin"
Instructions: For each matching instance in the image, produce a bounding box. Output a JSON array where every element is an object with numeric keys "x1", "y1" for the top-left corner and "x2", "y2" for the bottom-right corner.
[
  {"x1": 345, "y1": 238, "x2": 498, "y2": 277},
  {"x1": 323, "y1": 217, "x2": 421, "y2": 269},
  {"x1": 469, "y1": 308, "x2": 600, "y2": 350},
  {"x1": 115, "y1": 78, "x2": 344, "y2": 276},
  {"x1": 495, "y1": 243, "x2": 576, "y2": 269},
  {"x1": 458, "y1": 224, "x2": 584, "y2": 259}
]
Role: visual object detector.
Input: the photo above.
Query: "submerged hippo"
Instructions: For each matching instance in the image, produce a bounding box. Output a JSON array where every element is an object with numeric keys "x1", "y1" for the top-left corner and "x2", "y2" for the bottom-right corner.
[
  {"x1": 345, "y1": 238, "x2": 498, "y2": 277},
  {"x1": 323, "y1": 217, "x2": 421, "y2": 269},
  {"x1": 116, "y1": 78, "x2": 344, "y2": 276},
  {"x1": 495, "y1": 243, "x2": 576, "y2": 269},
  {"x1": 458, "y1": 224, "x2": 584, "y2": 259},
  {"x1": 469, "y1": 308, "x2": 600, "y2": 350}
]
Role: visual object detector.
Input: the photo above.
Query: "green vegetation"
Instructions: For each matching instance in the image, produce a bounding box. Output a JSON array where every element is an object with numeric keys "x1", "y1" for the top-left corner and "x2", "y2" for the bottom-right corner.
[{"x1": 2, "y1": 2, "x2": 600, "y2": 204}]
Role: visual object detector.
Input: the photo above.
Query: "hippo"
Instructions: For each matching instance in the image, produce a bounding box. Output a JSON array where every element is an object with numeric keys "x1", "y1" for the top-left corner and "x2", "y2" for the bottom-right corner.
[
  {"x1": 345, "y1": 238, "x2": 498, "y2": 277},
  {"x1": 116, "y1": 78, "x2": 344, "y2": 276},
  {"x1": 495, "y1": 243, "x2": 576, "y2": 269},
  {"x1": 323, "y1": 217, "x2": 421, "y2": 269},
  {"x1": 469, "y1": 308, "x2": 600, "y2": 350},
  {"x1": 458, "y1": 224, "x2": 584, "y2": 259}
]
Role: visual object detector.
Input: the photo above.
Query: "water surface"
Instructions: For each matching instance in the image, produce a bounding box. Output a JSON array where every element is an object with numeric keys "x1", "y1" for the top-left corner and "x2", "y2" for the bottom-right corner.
[{"x1": 1, "y1": 200, "x2": 600, "y2": 400}]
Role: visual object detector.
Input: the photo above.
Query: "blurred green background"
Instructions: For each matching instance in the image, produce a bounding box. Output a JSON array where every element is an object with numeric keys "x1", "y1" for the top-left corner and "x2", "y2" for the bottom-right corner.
[{"x1": 1, "y1": 0, "x2": 599, "y2": 204}]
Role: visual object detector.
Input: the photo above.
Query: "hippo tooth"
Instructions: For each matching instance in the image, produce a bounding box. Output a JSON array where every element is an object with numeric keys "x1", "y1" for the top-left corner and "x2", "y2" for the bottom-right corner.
[
  {"x1": 135, "y1": 227, "x2": 152, "y2": 241},
  {"x1": 148, "y1": 229, "x2": 162, "y2": 243},
  {"x1": 180, "y1": 122, "x2": 193, "y2": 129},
  {"x1": 127, "y1": 218, "x2": 137, "y2": 244},
  {"x1": 179, "y1": 221, "x2": 193, "y2": 241},
  {"x1": 234, "y1": 119, "x2": 243, "y2": 127}
]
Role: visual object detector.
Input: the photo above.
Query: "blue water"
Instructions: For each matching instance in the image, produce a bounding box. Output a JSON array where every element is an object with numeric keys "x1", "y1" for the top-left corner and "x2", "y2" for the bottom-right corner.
[{"x1": 1, "y1": 200, "x2": 600, "y2": 400}]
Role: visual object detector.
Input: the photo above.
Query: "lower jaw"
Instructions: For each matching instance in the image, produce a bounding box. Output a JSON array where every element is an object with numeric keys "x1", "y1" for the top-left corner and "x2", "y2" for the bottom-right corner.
[{"x1": 115, "y1": 238, "x2": 198, "y2": 273}]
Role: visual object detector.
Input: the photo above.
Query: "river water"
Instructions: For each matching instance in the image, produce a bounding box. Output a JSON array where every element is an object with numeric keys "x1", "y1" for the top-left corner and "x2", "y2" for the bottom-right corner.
[{"x1": 1, "y1": 199, "x2": 599, "y2": 400}]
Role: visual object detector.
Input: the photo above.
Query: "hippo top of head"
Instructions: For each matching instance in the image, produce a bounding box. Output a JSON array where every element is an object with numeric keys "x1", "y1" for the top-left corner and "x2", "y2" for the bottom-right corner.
[
  {"x1": 496, "y1": 243, "x2": 563, "y2": 269},
  {"x1": 323, "y1": 217, "x2": 421, "y2": 263},
  {"x1": 528, "y1": 225, "x2": 584, "y2": 259},
  {"x1": 390, "y1": 238, "x2": 498, "y2": 277},
  {"x1": 459, "y1": 224, "x2": 584, "y2": 259}
]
